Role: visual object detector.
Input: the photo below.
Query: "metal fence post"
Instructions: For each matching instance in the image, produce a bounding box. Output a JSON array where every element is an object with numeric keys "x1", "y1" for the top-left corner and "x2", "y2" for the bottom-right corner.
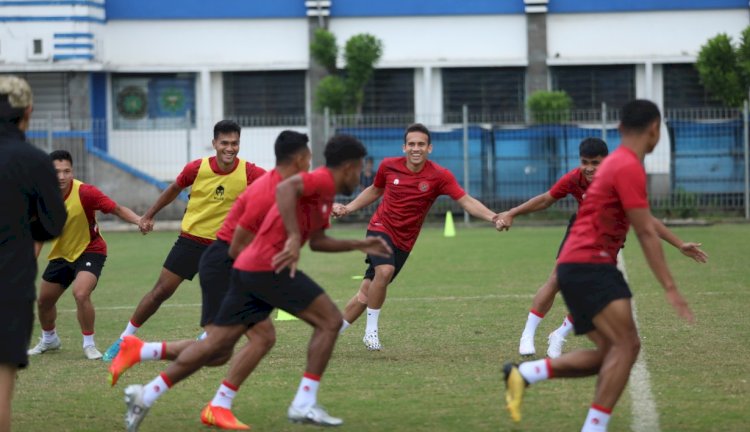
[
  {"x1": 186, "y1": 109, "x2": 192, "y2": 164},
  {"x1": 744, "y1": 100, "x2": 749, "y2": 220},
  {"x1": 600, "y1": 101, "x2": 607, "y2": 143},
  {"x1": 462, "y1": 104, "x2": 470, "y2": 225},
  {"x1": 323, "y1": 107, "x2": 330, "y2": 144},
  {"x1": 46, "y1": 113, "x2": 53, "y2": 152}
]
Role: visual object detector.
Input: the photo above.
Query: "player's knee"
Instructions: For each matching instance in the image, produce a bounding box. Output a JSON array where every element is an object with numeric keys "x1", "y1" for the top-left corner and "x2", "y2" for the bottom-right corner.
[
  {"x1": 356, "y1": 287, "x2": 368, "y2": 304},
  {"x1": 322, "y1": 310, "x2": 343, "y2": 333},
  {"x1": 151, "y1": 283, "x2": 177, "y2": 303},
  {"x1": 374, "y1": 266, "x2": 395, "y2": 282},
  {"x1": 37, "y1": 295, "x2": 54, "y2": 309},
  {"x1": 71, "y1": 290, "x2": 90, "y2": 305},
  {"x1": 253, "y1": 326, "x2": 276, "y2": 351}
]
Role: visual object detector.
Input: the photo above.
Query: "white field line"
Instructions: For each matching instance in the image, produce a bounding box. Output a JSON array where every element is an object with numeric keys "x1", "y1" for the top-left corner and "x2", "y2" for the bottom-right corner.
[
  {"x1": 617, "y1": 252, "x2": 661, "y2": 432},
  {"x1": 56, "y1": 293, "x2": 535, "y2": 313}
]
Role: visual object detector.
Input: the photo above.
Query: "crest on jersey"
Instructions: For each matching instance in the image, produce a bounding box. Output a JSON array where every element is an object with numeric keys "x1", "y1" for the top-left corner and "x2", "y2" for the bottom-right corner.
[
  {"x1": 418, "y1": 181, "x2": 429, "y2": 192},
  {"x1": 213, "y1": 185, "x2": 225, "y2": 200},
  {"x1": 393, "y1": 178, "x2": 400, "y2": 185}
]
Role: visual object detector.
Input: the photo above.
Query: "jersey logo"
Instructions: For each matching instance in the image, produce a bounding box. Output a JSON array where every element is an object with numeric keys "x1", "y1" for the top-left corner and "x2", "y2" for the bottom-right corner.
[
  {"x1": 418, "y1": 181, "x2": 429, "y2": 192},
  {"x1": 321, "y1": 204, "x2": 329, "y2": 215},
  {"x1": 213, "y1": 185, "x2": 225, "y2": 201},
  {"x1": 393, "y1": 178, "x2": 400, "y2": 185}
]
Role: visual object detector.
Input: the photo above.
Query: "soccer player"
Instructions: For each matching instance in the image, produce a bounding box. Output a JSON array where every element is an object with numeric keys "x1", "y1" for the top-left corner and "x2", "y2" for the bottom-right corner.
[
  {"x1": 503, "y1": 100, "x2": 705, "y2": 431},
  {"x1": 119, "y1": 135, "x2": 391, "y2": 431},
  {"x1": 108, "y1": 130, "x2": 312, "y2": 430},
  {"x1": 102, "y1": 120, "x2": 265, "y2": 361},
  {"x1": 496, "y1": 138, "x2": 608, "y2": 358},
  {"x1": 333, "y1": 123, "x2": 501, "y2": 350},
  {"x1": 0, "y1": 75, "x2": 66, "y2": 432},
  {"x1": 27, "y1": 150, "x2": 141, "y2": 360}
]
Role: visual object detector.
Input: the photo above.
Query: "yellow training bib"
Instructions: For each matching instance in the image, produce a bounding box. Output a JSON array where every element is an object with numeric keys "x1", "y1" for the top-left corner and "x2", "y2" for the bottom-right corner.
[
  {"x1": 181, "y1": 158, "x2": 247, "y2": 240},
  {"x1": 48, "y1": 179, "x2": 91, "y2": 262}
]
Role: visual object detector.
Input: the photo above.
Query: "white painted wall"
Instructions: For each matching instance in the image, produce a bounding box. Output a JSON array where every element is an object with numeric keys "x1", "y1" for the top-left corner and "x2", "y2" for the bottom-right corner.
[
  {"x1": 547, "y1": 9, "x2": 748, "y2": 64},
  {"x1": 330, "y1": 15, "x2": 528, "y2": 68},
  {"x1": 102, "y1": 19, "x2": 309, "y2": 70}
]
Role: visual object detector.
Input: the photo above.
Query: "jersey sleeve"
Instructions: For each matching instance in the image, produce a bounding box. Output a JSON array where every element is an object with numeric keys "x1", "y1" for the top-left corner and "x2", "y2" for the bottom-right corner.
[
  {"x1": 175, "y1": 159, "x2": 202, "y2": 188},
  {"x1": 79, "y1": 184, "x2": 117, "y2": 214},
  {"x1": 440, "y1": 168, "x2": 466, "y2": 200},
  {"x1": 235, "y1": 195, "x2": 262, "y2": 233},
  {"x1": 549, "y1": 170, "x2": 577, "y2": 199},
  {"x1": 614, "y1": 162, "x2": 649, "y2": 210},
  {"x1": 245, "y1": 162, "x2": 267, "y2": 185},
  {"x1": 372, "y1": 161, "x2": 388, "y2": 188}
]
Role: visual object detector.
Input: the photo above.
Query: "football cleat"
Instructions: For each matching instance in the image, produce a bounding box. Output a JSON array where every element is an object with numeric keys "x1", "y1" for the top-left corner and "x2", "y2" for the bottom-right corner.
[
  {"x1": 287, "y1": 404, "x2": 343, "y2": 427},
  {"x1": 28, "y1": 337, "x2": 62, "y2": 355},
  {"x1": 200, "y1": 404, "x2": 251, "y2": 430},
  {"x1": 109, "y1": 336, "x2": 144, "y2": 387},
  {"x1": 519, "y1": 335, "x2": 535, "y2": 356},
  {"x1": 124, "y1": 384, "x2": 150, "y2": 432},
  {"x1": 83, "y1": 345, "x2": 103, "y2": 360},
  {"x1": 503, "y1": 362, "x2": 528, "y2": 423},
  {"x1": 102, "y1": 337, "x2": 123, "y2": 362},
  {"x1": 546, "y1": 331, "x2": 567, "y2": 359},
  {"x1": 362, "y1": 331, "x2": 382, "y2": 351}
]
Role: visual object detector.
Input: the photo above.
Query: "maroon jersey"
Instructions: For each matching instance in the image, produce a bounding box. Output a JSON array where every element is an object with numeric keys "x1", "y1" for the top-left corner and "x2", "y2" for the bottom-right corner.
[
  {"x1": 234, "y1": 167, "x2": 335, "y2": 272},
  {"x1": 549, "y1": 167, "x2": 591, "y2": 206},
  {"x1": 76, "y1": 184, "x2": 117, "y2": 255},
  {"x1": 175, "y1": 157, "x2": 266, "y2": 245},
  {"x1": 215, "y1": 169, "x2": 281, "y2": 243},
  {"x1": 368, "y1": 157, "x2": 465, "y2": 252},
  {"x1": 558, "y1": 147, "x2": 649, "y2": 265}
]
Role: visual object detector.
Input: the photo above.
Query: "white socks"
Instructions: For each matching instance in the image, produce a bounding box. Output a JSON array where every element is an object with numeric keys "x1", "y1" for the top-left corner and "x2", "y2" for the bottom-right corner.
[
  {"x1": 120, "y1": 320, "x2": 140, "y2": 339},
  {"x1": 554, "y1": 315, "x2": 574, "y2": 337},
  {"x1": 211, "y1": 381, "x2": 238, "y2": 409},
  {"x1": 365, "y1": 308, "x2": 380, "y2": 334},
  {"x1": 581, "y1": 404, "x2": 611, "y2": 431},
  {"x1": 518, "y1": 358, "x2": 552, "y2": 385},
  {"x1": 291, "y1": 373, "x2": 320, "y2": 411},
  {"x1": 42, "y1": 328, "x2": 58, "y2": 343},
  {"x1": 522, "y1": 310, "x2": 544, "y2": 338},
  {"x1": 140, "y1": 342, "x2": 165, "y2": 361},
  {"x1": 82, "y1": 332, "x2": 95, "y2": 348},
  {"x1": 339, "y1": 320, "x2": 351, "y2": 335},
  {"x1": 143, "y1": 373, "x2": 171, "y2": 407}
]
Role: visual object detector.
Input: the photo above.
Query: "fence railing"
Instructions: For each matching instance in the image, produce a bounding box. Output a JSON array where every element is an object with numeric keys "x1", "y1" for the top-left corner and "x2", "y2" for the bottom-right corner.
[{"x1": 25, "y1": 105, "x2": 749, "y2": 221}]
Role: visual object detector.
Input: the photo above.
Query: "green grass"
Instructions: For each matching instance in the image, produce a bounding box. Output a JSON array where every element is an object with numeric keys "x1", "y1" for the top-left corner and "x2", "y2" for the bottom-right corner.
[{"x1": 13, "y1": 224, "x2": 750, "y2": 431}]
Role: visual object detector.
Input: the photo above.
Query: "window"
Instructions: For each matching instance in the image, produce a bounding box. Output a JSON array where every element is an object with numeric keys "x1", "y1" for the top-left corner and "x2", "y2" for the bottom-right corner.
[
  {"x1": 223, "y1": 71, "x2": 306, "y2": 126},
  {"x1": 112, "y1": 73, "x2": 196, "y2": 130},
  {"x1": 442, "y1": 67, "x2": 525, "y2": 123},
  {"x1": 552, "y1": 65, "x2": 634, "y2": 111},
  {"x1": 361, "y1": 69, "x2": 414, "y2": 122},
  {"x1": 663, "y1": 63, "x2": 725, "y2": 110}
]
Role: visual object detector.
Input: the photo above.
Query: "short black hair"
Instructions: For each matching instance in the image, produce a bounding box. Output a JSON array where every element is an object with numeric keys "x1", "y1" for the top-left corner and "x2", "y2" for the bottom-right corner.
[
  {"x1": 620, "y1": 100, "x2": 661, "y2": 134},
  {"x1": 324, "y1": 134, "x2": 367, "y2": 168},
  {"x1": 50, "y1": 149, "x2": 73, "y2": 165},
  {"x1": 404, "y1": 123, "x2": 431, "y2": 144},
  {"x1": 579, "y1": 137, "x2": 608, "y2": 158},
  {"x1": 213, "y1": 120, "x2": 241, "y2": 139},
  {"x1": 274, "y1": 130, "x2": 309, "y2": 164}
]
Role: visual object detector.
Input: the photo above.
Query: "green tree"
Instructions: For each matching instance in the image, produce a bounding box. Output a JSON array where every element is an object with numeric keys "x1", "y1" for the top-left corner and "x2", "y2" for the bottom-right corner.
[
  {"x1": 310, "y1": 29, "x2": 383, "y2": 114},
  {"x1": 695, "y1": 27, "x2": 750, "y2": 108},
  {"x1": 526, "y1": 90, "x2": 572, "y2": 124}
]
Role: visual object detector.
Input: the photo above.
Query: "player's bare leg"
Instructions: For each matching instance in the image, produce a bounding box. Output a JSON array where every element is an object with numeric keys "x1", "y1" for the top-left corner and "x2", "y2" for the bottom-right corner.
[
  {"x1": 131, "y1": 268, "x2": 185, "y2": 326},
  {"x1": 519, "y1": 269, "x2": 557, "y2": 356},
  {"x1": 72, "y1": 271, "x2": 102, "y2": 359},
  {"x1": 0, "y1": 364, "x2": 16, "y2": 432},
  {"x1": 340, "y1": 279, "x2": 369, "y2": 333},
  {"x1": 28, "y1": 281, "x2": 64, "y2": 356},
  {"x1": 362, "y1": 264, "x2": 394, "y2": 350}
]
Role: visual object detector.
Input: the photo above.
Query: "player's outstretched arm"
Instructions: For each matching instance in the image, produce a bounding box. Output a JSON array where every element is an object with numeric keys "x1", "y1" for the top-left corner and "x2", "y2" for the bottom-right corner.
[
  {"x1": 139, "y1": 182, "x2": 184, "y2": 233},
  {"x1": 456, "y1": 194, "x2": 499, "y2": 224},
  {"x1": 628, "y1": 208, "x2": 695, "y2": 323},
  {"x1": 651, "y1": 217, "x2": 708, "y2": 263},
  {"x1": 496, "y1": 192, "x2": 558, "y2": 231},
  {"x1": 113, "y1": 205, "x2": 142, "y2": 228},
  {"x1": 332, "y1": 185, "x2": 384, "y2": 218},
  {"x1": 308, "y1": 230, "x2": 392, "y2": 258}
]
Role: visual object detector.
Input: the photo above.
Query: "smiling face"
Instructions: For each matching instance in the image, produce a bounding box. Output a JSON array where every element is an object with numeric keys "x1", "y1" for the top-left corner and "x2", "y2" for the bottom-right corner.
[
  {"x1": 53, "y1": 159, "x2": 74, "y2": 194},
  {"x1": 402, "y1": 131, "x2": 432, "y2": 170},
  {"x1": 212, "y1": 131, "x2": 240, "y2": 167},
  {"x1": 579, "y1": 155, "x2": 605, "y2": 182}
]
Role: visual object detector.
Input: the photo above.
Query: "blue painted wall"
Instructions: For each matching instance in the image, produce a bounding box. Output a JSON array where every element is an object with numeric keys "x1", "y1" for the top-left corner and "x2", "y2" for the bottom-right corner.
[
  {"x1": 549, "y1": 0, "x2": 746, "y2": 13},
  {"x1": 330, "y1": 0, "x2": 522, "y2": 17},
  {"x1": 105, "y1": 0, "x2": 306, "y2": 20}
]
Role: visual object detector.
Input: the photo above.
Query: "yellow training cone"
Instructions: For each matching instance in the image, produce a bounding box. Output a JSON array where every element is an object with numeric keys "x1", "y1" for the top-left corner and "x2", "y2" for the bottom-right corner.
[
  {"x1": 444, "y1": 210, "x2": 456, "y2": 237},
  {"x1": 276, "y1": 309, "x2": 298, "y2": 321}
]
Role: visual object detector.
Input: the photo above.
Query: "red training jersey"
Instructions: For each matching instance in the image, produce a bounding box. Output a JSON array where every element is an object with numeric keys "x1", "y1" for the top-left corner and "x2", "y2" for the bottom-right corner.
[
  {"x1": 175, "y1": 156, "x2": 266, "y2": 244},
  {"x1": 548, "y1": 167, "x2": 591, "y2": 206},
  {"x1": 74, "y1": 183, "x2": 117, "y2": 256},
  {"x1": 558, "y1": 146, "x2": 649, "y2": 265},
  {"x1": 215, "y1": 169, "x2": 282, "y2": 243},
  {"x1": 234, "y1": 167, "x2": 336, "y2": 272},
  {"x1": 368, "y1": 157, "x2": 465, "y2": 252}
]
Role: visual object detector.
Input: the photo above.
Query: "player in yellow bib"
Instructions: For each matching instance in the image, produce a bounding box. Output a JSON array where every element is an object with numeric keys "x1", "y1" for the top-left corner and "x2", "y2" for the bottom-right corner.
[
  {"x1": 28, "y1": 150, "x2": 141, "y2": 360},
  {"x1": 103, "y1": 120, "x2": 266, "y2": 361}
]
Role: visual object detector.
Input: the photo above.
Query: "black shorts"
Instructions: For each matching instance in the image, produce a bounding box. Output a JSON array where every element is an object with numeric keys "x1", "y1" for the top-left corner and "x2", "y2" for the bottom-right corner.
[
  {"x1": 42, "y1": 253, "x2": 107, "y2": 288},
  {"x1": 363, "y1": 230, "x2": 410, "y2": 282},
  {"x1": 0, "y1": 300, "x2": 34, "y2": 368},
  {"x1": 557, "y1": 263, "x2": 633, "y2": 335},
  {"x1": 214, "y1": 269, "x2": 324, "y2": 328},
  {"x1": 199, "y1": 239, "x2": 233, "y2": 327},
  {"x1": 163, "y1": 236, "x2": 209, "y2": 281},
  {"x1": 556, "y1": 213, "x2": 577, "y2": 258}
]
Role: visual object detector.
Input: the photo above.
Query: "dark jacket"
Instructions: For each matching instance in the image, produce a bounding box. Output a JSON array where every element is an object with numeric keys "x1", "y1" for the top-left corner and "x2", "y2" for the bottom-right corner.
[{"x1": 0, "y1": 121, "x2": 66, "y2": 301}]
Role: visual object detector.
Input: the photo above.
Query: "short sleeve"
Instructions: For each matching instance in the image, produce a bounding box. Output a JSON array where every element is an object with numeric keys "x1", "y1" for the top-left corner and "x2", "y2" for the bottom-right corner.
[
  {"x1": 439, "y1": 169, "x2": 466, "y2": 200},
  {"x1": 373, "y1": 161, "x2": 387, "y2": 188},
  {"x1": 246, "y1": 162, "x2": 266, "y2": 185},
  {"x1": 80, "y1": 184, "x2": 117, "y2": 213},
  {"x1": 175, "y1": 159, "x2": 202, "y2": 188},
  {"x1": 549, "y1": 170, "x2": 576, "y2": 200},
  {"x1": 614, "y1": 163, "x2": 649, "y2": 210}
]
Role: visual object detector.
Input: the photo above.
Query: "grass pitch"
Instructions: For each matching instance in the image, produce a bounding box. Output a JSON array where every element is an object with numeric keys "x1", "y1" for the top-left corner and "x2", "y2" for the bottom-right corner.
[{"x1": 14, "y1": 224, "x2": 750, "y2": 431}]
